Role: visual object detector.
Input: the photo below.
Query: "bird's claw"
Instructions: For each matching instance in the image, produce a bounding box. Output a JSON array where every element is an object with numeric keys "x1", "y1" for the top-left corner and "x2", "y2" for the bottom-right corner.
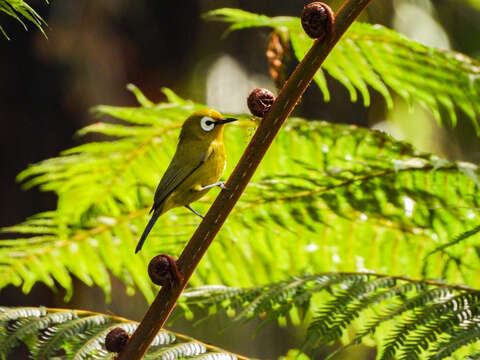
[{"x1": 219, "y1": 182, "x2": 228, "y2": 190}]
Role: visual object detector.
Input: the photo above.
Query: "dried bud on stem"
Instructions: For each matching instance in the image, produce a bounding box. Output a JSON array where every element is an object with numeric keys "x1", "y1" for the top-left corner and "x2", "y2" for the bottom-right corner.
[
  {"x1": 266, "y1": 29, "x2": 291, "y2": 89},
  {"x1": 301, "y1": 2, "x2": 335, "y2": 40},
  {"x1": 105, "y1": 327, "x2": 130, "y2": 353},
  {"x1": 148, "y1": 254, "x2": 183, "y2": 287},
  {"x1": 247, "y1": 88, "x2": 276, "y2": 117}
]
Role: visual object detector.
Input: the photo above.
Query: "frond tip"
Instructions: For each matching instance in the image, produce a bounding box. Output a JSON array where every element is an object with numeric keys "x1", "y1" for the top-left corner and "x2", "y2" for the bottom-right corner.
[
  {"x1": 0, "y1": 306, "x2": 244, "y2": 360},
  {"x1": 0, "y1": 0, "x2": 47, "y2": 39}
]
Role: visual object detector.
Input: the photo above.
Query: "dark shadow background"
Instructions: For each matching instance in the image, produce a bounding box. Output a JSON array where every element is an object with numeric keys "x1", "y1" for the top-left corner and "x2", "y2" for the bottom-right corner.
[{"x1": 1, "y1": 0, "x2": 479, "y2": 358}]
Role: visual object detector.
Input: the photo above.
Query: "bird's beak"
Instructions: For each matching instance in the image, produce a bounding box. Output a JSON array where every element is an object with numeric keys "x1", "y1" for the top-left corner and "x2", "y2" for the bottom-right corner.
[{"x1": 215, "y1": 118, "x2": 238, "y2": 125}]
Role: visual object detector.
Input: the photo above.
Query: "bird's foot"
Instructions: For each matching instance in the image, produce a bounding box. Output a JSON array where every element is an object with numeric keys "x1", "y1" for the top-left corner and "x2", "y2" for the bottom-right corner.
[
  {"x1": 219, "y1": 181, "x2": 228, "y2": 190},
  {"x1": 200, "y1": 181, "x2": 228, "y2": 191}
]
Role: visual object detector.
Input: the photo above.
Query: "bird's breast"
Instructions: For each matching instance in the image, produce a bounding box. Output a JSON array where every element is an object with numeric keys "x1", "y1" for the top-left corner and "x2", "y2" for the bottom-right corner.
[
  {"x1": 203, "y1": 141, "x2": 227, "y2": 181},
  {"x1": 167, "y1": 141, "x2": 226, "y2": 208},
  {"x1": 189, "y1": 141, "x2": 226, "y2": 191}
]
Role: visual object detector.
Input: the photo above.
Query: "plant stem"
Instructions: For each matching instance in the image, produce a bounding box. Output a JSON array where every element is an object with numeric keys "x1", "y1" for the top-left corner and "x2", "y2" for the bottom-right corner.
[{"x1": 118, "y1": 0, "x2": 372, "y2": 359}]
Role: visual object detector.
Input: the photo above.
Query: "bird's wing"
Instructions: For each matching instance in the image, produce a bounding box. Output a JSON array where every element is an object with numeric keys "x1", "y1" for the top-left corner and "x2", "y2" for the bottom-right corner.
[{"x1": 151, "y1": 147, "x2": 210, "y2": 212}]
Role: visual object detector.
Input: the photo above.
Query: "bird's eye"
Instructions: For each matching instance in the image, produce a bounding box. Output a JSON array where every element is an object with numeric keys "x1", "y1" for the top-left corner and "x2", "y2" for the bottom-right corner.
[{"x1": 200, "y1": 116, "x2": 215, "y2": 132}]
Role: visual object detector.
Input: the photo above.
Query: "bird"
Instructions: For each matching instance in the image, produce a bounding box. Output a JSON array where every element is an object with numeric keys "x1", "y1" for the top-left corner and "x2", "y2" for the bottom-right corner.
[{"x1": 135, "y1": 109, "x2": 237, "y2": 253}]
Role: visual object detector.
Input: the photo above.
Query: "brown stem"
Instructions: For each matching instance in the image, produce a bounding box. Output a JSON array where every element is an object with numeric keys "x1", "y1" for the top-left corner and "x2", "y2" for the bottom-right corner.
[{"x1": 118, "y1": 1, "x2": 372, "y2": 359}]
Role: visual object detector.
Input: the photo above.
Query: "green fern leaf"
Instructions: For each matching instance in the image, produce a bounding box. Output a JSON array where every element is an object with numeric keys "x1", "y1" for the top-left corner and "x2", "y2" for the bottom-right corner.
[
  {"x1": 0, "y1": 0, "x2": 47, "y2": 39},
  {"x1": 204, "y1": 8, "x2": 480, "y2": 132},
  {"x1": 3, "y1": 87, "x2": 480, "y2": 301},
  {"x1": 306, "y1": 276, "x2": 397, "y2": 343}
]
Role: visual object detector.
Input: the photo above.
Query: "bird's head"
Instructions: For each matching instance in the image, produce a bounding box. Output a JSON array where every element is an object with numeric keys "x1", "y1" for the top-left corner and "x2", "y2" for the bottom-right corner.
[{"x1": 179, "y1": 109, "x2": 237, "y2": 142}]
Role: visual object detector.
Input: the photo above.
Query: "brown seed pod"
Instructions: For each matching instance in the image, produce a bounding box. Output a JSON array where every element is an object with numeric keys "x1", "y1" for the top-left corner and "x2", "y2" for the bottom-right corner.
[
  {"x1": 301, "y1": 2, "x2": 335, "y2": 40},
  {"x1": 105, "y1": 327, "x2": 129, "y2": 353},
  {"x1": 247, "y1": 88, "x2": 276, "y2": 117},
  {"x1": 148, "y1": 254, "x2": 183, "y2": 287}
]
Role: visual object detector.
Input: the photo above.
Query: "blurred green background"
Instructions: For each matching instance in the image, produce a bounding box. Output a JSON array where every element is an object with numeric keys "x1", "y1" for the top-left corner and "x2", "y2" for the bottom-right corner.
[{"x1": 1, "y1": 0, "x2": 480, "y2": 358}]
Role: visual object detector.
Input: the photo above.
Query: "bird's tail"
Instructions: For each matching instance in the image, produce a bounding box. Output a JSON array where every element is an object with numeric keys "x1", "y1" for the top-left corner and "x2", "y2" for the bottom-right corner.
[{"x1": 135, "y1": 210, "x2": 161, "y2": 253}]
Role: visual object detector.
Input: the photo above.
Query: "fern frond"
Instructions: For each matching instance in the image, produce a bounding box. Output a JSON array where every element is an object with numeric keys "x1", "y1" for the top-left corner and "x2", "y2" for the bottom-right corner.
[
  {"x1": 3, "y1": 87, "x2": 480, "y2": 301},
  {"x1": 0, "y1": 208, "x2": 160, "y2": 302},
  {"x1": 306, "y1": 276, "x2": 397, "y2": 343},
  {"x1": 204, "y1": 8, "x2": 480, "y2": 132},
  {"x1": 0, "y1": 306, "x2": 244, "y2": 360},
  {"x1": 0, "y1": 310, "x2": 75, "y2": 357},
  {"x1": 201, "y1": 8, "x2": 293, "y2": 36},
  {"x1": 0, "y1": 0, "x2": 46, "y2": 39},
  {"x1": 179, "y1": 273, "x2": 480, "y2": 359},
  {"x1": 232, "y1": 120, "x2": 480, "y2": 287}
]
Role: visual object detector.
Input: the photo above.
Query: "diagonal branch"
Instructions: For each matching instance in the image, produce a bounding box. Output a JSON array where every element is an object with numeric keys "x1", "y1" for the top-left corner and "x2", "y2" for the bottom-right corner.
[{"x1": 118, "y1": 1, "x2": 373, "y2": 359}]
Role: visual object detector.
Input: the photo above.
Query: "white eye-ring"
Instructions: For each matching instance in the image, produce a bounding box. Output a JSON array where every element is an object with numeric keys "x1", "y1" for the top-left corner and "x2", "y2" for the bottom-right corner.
[{"x1": 200, "y1": 116, "x2": 215, "y2": 132}]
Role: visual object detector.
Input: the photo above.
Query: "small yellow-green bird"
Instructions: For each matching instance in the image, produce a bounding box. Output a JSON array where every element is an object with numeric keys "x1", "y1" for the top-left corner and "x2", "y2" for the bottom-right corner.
[{"x1": 135, "y1": 109, "x2": 237, "y2": 253}]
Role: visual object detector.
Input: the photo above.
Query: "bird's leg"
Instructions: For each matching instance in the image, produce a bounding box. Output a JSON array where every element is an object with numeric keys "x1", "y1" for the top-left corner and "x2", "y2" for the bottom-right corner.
[
  {"x1": 200, "y1": 181, "x2": 228, "y2": 190},
  {"x1": 185, "y1": 205, "x2": 204, "y2": 219}
]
